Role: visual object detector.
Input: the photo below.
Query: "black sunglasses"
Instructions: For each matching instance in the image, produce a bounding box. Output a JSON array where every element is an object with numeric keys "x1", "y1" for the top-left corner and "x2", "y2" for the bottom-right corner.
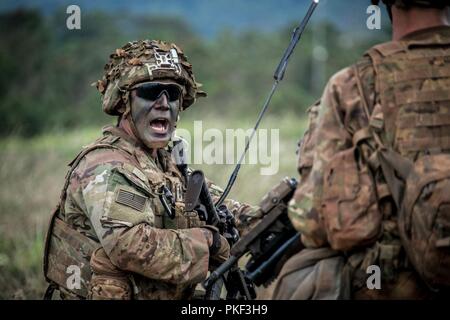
[{"x1": 134, "y1": 82, "x2": 182, "y2": 102}]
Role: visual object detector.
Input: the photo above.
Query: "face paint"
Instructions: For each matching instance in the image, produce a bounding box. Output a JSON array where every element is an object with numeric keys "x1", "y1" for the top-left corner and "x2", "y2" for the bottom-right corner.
[{"x1": 130, "y1": 82, "x2": 182, "y2": 149}]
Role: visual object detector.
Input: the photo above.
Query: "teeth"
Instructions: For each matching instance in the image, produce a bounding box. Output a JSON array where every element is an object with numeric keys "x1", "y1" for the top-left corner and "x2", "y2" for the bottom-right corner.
[{"x1": 150, "y1": 119, "x2": 168, "y2": 133}]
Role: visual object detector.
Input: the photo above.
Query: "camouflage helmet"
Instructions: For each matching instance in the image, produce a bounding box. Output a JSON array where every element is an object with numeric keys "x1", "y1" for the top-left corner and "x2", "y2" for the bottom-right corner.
[
  {"x1": 371, "y1": 0, "x2": 450, "y2": 8},
  {"x1": 94, "y1": 40, "x2": 206, "y2": 116}
]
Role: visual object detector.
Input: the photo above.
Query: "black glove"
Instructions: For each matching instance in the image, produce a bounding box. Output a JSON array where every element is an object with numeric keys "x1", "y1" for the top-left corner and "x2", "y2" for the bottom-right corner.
[{"x1": 202, "y1": 225, "x2": 230, "y2": 264}]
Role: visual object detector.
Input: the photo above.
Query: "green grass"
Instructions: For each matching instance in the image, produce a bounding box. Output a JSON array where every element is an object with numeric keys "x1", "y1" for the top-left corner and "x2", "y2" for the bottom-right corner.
[{"x1": 0, "y1": 114, "x2": 307, "y2": 299}]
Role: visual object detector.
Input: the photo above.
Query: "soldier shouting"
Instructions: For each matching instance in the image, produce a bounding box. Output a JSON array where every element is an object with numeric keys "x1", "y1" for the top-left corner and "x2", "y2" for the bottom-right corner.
[{"x1": 43, "y1": 40, "x2": 258, "y2": 300}]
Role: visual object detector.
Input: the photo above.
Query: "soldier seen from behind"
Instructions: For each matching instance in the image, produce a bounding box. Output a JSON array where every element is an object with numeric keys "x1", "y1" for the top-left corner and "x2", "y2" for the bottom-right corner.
[{"x1": 273, "y1": 0, "x2": 450, "y2": 299}]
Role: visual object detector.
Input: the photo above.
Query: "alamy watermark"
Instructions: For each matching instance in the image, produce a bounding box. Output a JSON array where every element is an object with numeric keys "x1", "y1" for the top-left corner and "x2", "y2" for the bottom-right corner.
[
  {"x1": 65, "y1": 263, "x2": 382, "y2": 292},
  {"x1": 66, "y1": 5, "x2": 81, "y2": 30},
  {"x1": 172, "y1": 121, "x2": 280, "y2": 176},
  {"x1": 66, "y1": 265, "x2": 81, "y2": 290},
  {"x1": 367, "y1": 5, "x2": 382, "y2": 30},
  {"x1": 366, "y1": 264, "x2": 382, "y2": 290}
]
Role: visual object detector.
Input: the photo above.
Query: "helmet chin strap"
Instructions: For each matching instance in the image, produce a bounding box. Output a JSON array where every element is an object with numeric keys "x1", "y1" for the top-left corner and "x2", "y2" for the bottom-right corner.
[{"x1": 386, "y1": 3, "x2": 393, "y2": 21}]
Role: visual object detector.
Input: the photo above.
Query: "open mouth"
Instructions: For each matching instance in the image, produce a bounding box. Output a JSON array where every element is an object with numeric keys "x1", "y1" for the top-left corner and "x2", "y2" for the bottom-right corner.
[{"x1": 150, "y1": 118, "x2": 170, "y2": 134}]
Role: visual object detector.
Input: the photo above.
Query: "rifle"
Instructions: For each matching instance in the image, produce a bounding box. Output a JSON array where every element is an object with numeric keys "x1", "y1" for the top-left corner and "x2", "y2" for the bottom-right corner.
[
  {"x1": 182, "y1": 0, "x2": 319, "y2": 299},
  {"x1": 203, "y1": 177, "x2": 303, "y2": 292},
  {"x1": 185, "y1": 170, "x2": 239, "y2": 243},
  {"x1": 201, "y1": 0, "x2": 319, "y2": 297},
  {"x1": 185, "y1": 170, "x2": 256, "y2": 300}
]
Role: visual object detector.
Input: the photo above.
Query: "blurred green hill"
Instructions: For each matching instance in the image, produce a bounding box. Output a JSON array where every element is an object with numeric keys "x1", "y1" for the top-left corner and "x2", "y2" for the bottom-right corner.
[
  {"x1": 0, "y1": 8, "x2": 390, "y2": 137},
  {"x1": 1, "y1": 0, "x2": 391, "y2": 38}
]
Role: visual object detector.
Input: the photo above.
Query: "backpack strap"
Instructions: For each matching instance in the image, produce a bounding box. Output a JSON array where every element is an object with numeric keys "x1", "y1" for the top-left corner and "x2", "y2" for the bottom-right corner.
[
  {"x1": 59, "y1": 140, "x2": 121, "y2": 214},
  {"x1": 369, "y1": 41, "x2": 407, "y2": 58},
  {"x1": 353, "y1": 60, "x2": 413, "y2": 209}
]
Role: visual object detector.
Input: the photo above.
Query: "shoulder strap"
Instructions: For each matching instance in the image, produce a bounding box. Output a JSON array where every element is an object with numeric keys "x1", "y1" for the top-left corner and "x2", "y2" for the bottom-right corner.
[
  {"x1": 353, "y1": 62, "x2": 372, "y2": 121},
  {"x1": 59, "y1": 142, "x2": 120, "y2": 214},
  {"x1": 353, "y1": 61, "x2": 413, "y2": 209},
  {"x1": 369, "y1": 41, "x2": 407, "y2": 59}
]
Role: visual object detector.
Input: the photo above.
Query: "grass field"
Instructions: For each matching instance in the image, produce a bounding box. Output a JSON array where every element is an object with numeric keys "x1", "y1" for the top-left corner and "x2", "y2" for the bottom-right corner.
[{"x1": 0, "y1": 114, "x2": 307, "y2": 299}]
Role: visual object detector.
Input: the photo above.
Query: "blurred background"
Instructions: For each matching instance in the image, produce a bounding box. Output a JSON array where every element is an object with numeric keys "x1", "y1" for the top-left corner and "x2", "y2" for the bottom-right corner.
[{"x1": 0, "y1": 0, "x2": 391, "y2": 299}]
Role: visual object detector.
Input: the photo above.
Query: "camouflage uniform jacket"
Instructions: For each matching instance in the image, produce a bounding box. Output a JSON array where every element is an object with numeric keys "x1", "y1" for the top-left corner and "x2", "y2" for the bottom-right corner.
[
  {"x1": 59, "y1": 125, "x2": 255, "y2": 299},
  {"x1": 288, "y1": 27, "x2": 450, "y2": 297}
]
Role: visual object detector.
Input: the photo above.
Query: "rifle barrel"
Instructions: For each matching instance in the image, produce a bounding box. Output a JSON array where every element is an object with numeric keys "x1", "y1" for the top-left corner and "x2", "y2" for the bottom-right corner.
[
  {"x1": 247, "y1": 233, "x2": 301, "y2": 282},
  {"x1": 203, "y1": 255, "x2": 238, "y2": 289}
]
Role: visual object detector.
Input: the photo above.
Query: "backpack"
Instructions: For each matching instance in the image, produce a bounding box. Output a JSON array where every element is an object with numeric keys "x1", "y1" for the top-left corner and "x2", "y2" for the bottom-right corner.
[{"x1": 358, "y1": 36, "x2": 450, "y2": 290}]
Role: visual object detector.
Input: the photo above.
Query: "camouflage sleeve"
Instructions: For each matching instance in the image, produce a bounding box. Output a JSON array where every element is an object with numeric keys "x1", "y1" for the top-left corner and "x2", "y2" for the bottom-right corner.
[
  {"x1": 288, "y1": 68, "x2": 354, "y2": 248},
  {"x1": 205, "y1": 179, "x2": 260, "y2": 234},
  {"x1": 70, "y1": 152, "x2": 210, "y2": 285},
  {"x1": 296, "y1": 100, "x2": 320, "y2": 177}
]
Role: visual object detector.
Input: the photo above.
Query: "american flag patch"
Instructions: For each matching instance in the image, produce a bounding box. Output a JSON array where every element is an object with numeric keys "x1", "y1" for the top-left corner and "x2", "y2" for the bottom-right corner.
[{"x1": 115, "y1": 189, "x2": 147, "y2": 212}]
